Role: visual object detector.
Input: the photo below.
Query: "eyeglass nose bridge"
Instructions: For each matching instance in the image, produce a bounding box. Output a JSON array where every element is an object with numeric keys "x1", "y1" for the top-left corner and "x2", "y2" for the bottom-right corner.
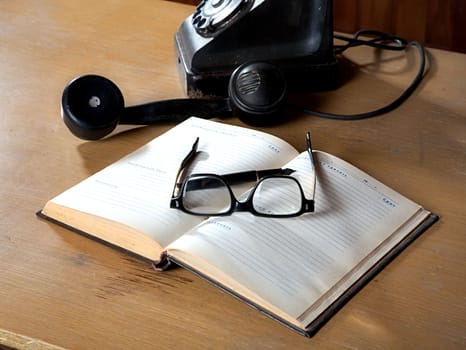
[{"x1": 232, "y1": 198, "x2": 253, "y2": 213}]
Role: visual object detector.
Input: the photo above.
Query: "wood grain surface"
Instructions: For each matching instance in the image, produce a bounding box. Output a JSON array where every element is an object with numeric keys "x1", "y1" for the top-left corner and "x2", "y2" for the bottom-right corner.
[{"x1": 0, "y1": 1, "x2": 465, "y2": 349}]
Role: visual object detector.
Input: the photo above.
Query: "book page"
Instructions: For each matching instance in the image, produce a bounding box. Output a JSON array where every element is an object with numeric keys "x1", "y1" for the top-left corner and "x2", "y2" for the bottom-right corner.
[
  {"x1": 43, "y1": 117, "x2": 299, "y2": 254},
  {"x1": 166, "y1": 151, "x2": 427, "y2": 322}
]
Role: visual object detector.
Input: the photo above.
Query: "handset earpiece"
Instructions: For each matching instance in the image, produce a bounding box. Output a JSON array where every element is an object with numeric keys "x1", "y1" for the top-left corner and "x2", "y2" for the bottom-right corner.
[
  {"x1": 61, "y1": 62, "x2": 288, "y2": 140},
  {"x1": 229, "y1": 62, "x2": 288, "y2": 126},
  {"x1": 62, "y1": 75, "x2": 125, "y2": 140}
]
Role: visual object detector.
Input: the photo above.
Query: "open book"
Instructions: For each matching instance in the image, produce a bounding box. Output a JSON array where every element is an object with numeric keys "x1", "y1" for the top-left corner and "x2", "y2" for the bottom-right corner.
[{"x1": 39, "y1": 117, "x2": 437, "y2": 336}]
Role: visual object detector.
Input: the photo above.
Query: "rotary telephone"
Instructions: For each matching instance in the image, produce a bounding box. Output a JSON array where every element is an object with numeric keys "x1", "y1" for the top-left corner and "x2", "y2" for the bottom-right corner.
[{"x1": 61, "y1": 0, "x2": 426, "y2": 140}]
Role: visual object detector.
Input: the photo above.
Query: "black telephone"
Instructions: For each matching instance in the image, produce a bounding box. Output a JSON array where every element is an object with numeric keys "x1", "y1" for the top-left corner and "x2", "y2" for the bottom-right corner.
[
  {"x1": 175, "y1": 0, "x2": 339, "y2": 98},
  {"x1": 61, "y1": 0, "x2": 426, "y2": 140}
]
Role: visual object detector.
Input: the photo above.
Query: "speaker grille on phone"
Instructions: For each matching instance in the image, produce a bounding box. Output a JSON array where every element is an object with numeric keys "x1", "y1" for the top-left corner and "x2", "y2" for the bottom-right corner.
[{"x1": 236, "y1": 71, "x2": 261, "y2": 95}]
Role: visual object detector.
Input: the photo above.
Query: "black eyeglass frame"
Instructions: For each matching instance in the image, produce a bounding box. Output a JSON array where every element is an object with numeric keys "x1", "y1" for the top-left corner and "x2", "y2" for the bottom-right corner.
[{"x1": 170, "y1": 133, "x2": 316, "y2": 218}]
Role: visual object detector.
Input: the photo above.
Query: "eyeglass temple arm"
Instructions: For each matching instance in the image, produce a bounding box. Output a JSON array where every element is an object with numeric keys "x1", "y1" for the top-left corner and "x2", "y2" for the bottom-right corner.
[
  {"x1": 222, "y1": 168, "x2": 295, "y2": 186},
  {"x1": 180, "y1": 137, "x2": 199, "y2": 170},
  {"x1": 228, "y1": 132, "x2": 314, "y2": 187},
  {"x1": 171, "y1": 137, "x2": 200, "y2": 197},
  {"x1": 306, "y1": 132, "x2": 317, "y2": 202}
]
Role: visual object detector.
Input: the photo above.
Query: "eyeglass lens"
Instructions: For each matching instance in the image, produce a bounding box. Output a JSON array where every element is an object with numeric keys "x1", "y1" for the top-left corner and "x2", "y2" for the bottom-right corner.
[
  {"x1": 183, "y1": 175, "x2": 232, "y2": 215},
  {"x1": 253, "y1": 177, "x2": 303, "y2": 216}
]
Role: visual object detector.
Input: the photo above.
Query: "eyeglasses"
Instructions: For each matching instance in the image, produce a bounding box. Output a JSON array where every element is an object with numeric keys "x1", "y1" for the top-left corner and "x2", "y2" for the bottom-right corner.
[{"x1": 170, "y1": 133, "x2": 316, "y2": 218}]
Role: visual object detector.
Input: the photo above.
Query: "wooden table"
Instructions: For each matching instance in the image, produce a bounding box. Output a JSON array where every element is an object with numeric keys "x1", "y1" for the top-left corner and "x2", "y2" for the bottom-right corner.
[{"x1": 1, "y1": 1, "x2": 465, "y2": 349}]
